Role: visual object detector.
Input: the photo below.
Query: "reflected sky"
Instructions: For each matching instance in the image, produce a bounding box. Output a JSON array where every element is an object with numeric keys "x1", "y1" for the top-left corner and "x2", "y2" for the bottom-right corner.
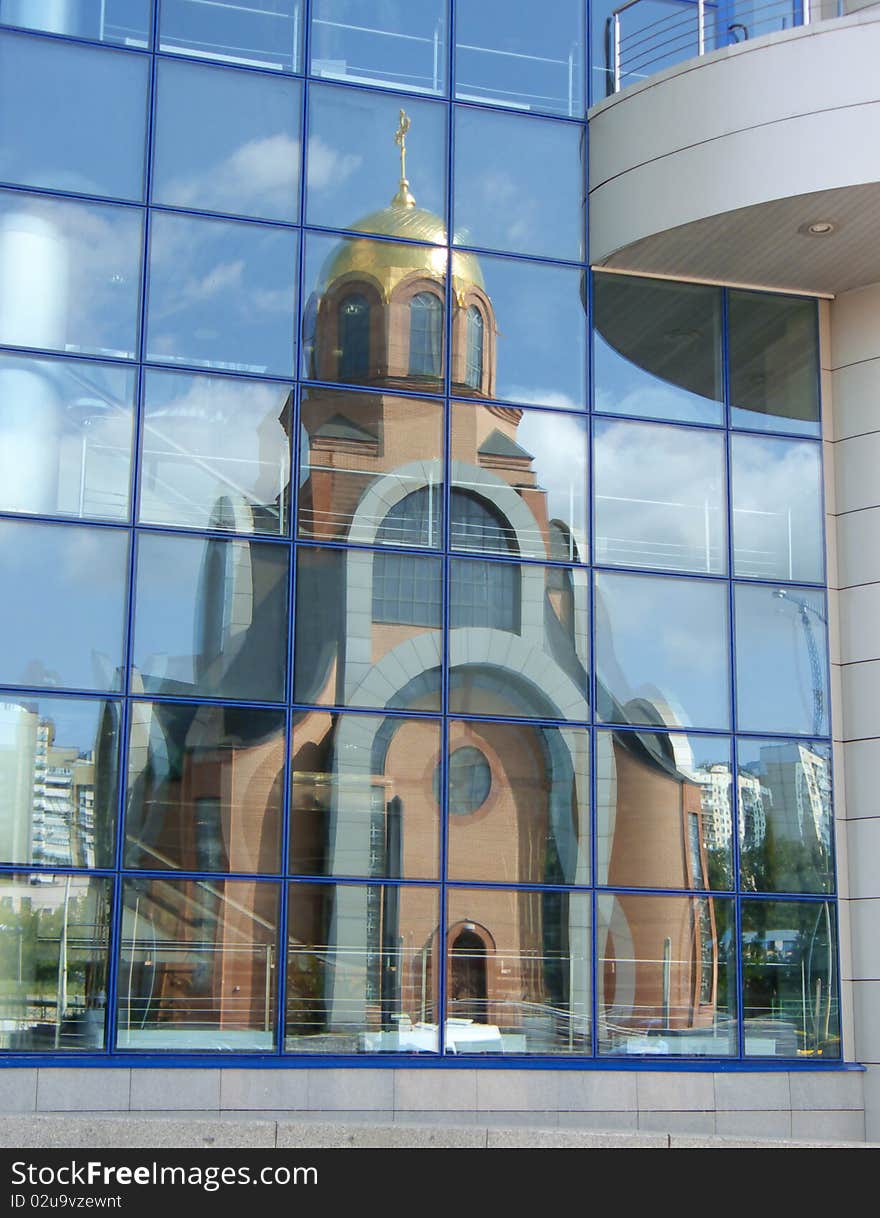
[
  {"x1": 453, "y1": 107, "x2": 584, "y2": 261},
  {"x1": 735, "y1": 583, "x2": 828, "y2": 736},
  {"x1": 159, "y1": 0, "x2": 301, "y2": 71},
  {"x1": 153, "y1": 59, "x2": 301, "y2": 224},
  {"x1": 146, "y1": 211, "x2": 298, "y2": 376},
  {"x1": 0, "y1": 520, "x2": 128, "y2": 692},
  {"x1": 0, "y1": 32, "x2": 147, "y2": 201},
  {"x1": 310, "y1": 0, "x2": 446, "y2": 95},
  {"x1": 596, "y1": 570, "x2": 730, "y2": 730},
  {"x1": 0, "y1": 191, "x2": 142, "y2": 360},
  {"x1": 455, "y1": 0, "x2": 585, "y2": 116}
]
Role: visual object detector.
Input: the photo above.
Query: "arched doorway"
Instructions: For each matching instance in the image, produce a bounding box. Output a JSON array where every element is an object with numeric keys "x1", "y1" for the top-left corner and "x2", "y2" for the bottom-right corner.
[{"x1": 449, "y1": 928, "x2": 488, "y2": 1023}]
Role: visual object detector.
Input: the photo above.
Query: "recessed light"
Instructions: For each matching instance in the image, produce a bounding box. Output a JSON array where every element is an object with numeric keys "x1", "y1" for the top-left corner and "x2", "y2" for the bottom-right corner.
[{"x1": 799, "y1": 220, "x2": 836, "y2": 236}]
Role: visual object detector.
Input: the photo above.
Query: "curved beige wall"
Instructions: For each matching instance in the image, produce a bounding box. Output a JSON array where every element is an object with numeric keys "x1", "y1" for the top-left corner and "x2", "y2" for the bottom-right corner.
[{"x1": 589, "y1": 13, "x2": 880, "y2": 291}]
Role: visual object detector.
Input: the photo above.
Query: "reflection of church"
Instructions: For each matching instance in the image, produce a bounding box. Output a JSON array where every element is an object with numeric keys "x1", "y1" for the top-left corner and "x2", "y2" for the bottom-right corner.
[{"x1": 120, "y1": 115, "x2": 729, "y2": 1054}]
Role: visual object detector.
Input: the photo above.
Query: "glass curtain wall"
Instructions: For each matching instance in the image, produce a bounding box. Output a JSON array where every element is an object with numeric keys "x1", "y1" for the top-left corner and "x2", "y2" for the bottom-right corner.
[{"x1": 0, "y1": 1, "x2": 837, "y2": 1062}]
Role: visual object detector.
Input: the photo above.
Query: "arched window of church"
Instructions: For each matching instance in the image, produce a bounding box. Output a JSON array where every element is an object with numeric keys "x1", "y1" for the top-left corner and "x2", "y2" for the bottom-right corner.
[
  {"x1": 409, "y1": 291, "x2": 442, "y2": 377},
  {"x1": 338, "y1": 293, "x2": 370, "y2": 380},
  {"x1": 465, "y1": 306, "x2": 483, "y2": 389}
]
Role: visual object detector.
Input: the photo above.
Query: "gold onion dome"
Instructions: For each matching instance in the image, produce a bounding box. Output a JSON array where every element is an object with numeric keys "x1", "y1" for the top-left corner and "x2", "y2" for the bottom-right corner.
[{"x1": 319, "y1": 110, "x2": 484, "y2": 300}]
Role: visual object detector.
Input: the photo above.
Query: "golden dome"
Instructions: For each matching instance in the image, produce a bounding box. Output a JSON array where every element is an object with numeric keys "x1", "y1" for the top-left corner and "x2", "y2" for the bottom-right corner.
[{"x1": 319, "y1": 205, "x2": 485, "y2": 301}]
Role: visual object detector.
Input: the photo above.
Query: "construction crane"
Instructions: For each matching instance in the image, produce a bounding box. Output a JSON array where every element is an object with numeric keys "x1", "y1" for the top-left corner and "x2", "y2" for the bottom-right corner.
[{"x1": 773, "y1": 589, "x2": 826, "y2": 736}]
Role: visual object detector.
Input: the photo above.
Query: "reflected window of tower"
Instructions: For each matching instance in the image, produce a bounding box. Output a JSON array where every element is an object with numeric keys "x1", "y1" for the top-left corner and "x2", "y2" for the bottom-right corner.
[
  {"x1": 465, "y1": 306, "x2": 484, "y2": 390},
  {"x1": 409, "y1": 291, "x2": 443, "y2": 377},
  {"x1": 338, "y1": 292, "x2": 370, "y2": 380}
]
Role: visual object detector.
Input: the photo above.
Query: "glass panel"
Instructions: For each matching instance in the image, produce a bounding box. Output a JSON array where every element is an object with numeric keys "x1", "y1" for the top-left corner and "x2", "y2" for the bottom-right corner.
[
  {"x1": 116, "y1": 877, "x2": 279, "y2": 1050},
  {"x1": 597, "y1": 893, "x2": 736, "y2": 1056},
  {"x1": 0, "y1": 0, "x2": 150, "y2": 46},
  {"x1": 446, "y1": 720, "x2": 590, "y2": 886},
  {"x1": 0, "y1": 33, "x2": 148, "y2": 200},
  {"x1": 742, "y1": 898, "x2": 839, "y2": 1058},
  {"x1": 139, "y1": 368, "x2": 292, "y2": 536},
  {"x1": 0, "y1": 190, "x2": 142, "y2": 360},
  {"x1": 454, "y1": 0, "x2": 585, "y2": 116},
  {"x1": 159, "y1": 0, "x2": 301, "y2": 71},
  {"x1": 0, "y1": 519, "x2": 128, "y2": 693},
  {"x1": 0, "y1": 696, "x2": 120, "y2": 869},
  {"x1": 453, "y1": 107, "x2": 584, "y2": 261},
  {"x1": 597, "y1": 731, "x2": 733, "y2": 891},
  {"x1": 731, "y1": 434, "x2": 824, "y2": 583},
  {"x1": 449, "y1": 559, "x2": 589, "y2": 722},
  {"x1": 446, "y1": 887, "x2": 590, "y2": 1054},
  {"x1": 153, "y1": 60, "x2": 301, "y2": 224},
  {"x1": 0, "y1": 873, "x2": 112, "y2": 1051},
  {"x1": 729, "y1": 290, "x2": 821, "y2": 436},
  {"x1": 738, "y1": 739, "x2": 833, "y2": 894},
  {"x1": 0, "y1": 352, "x2": 135, "y2": 522},
  {"x1": 146, "y1": 211, "x2": 298, "y2": 377},
  {"x1": 734, "y1": 583, "x2": 829, "y2": 736},
  {"x1": 132, "y1": 532, "x2": 289, "y2": 703},
  {"x1": 451, "y1": 252, "x2": 586, "y2": 410},
  {"x1": 306, "y1": 83, "x2": 446, "y2": 238},
  {"x1": 291, "y1": 711, "x2": 440, "y2": 879},
  {"x1": 451, "y1": 402, "x2": 588, "y2": 563},
  {"x1": 293, "y1": 546, "x2": 443, "y2": 713},
  {"x1": 286, "y1": 881, "x2": 440, "y2": 1052},
  {"x1": 298, "y1": 387, "x2": 443, "y2": 546},
  {"x1": 125, "y1": 701, "x2": 285, "y2": 874},
  {"x1": 596, "y1": 571, "x2": 730, "y2": 731},
  {"x1": 593, "y1": 274, "x2": 724, "y2": 425},
  {"x1": 310, "y1": 0, "x2": 446, "y2": 95},
  {"x1": 594, "y1": 418, "x2": 726, "y2": 574},
  {"x1": 301, "y1": 230, "x2": 447, "y2": 392}
]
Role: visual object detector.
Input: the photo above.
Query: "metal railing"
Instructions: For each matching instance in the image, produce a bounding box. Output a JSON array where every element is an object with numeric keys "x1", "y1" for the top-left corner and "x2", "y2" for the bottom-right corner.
[{"x1": 606, "y1": 0, "x2": 849, "y2": 94}]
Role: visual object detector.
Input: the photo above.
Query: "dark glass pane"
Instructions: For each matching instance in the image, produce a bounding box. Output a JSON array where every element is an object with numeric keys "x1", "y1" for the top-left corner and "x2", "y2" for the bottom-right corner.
[
  {"x1": 302, "y1": 231, "x2": 447, "y2": 392},
  {"x1": 451, "y1": 252, "x2": 586, "y2": 410},
  {"x1": 451, "y1": 402, "x2": 588, "y2": 562},
  {"x1": 454, "y1": 107, "x2": 584, "y2": 261},
  {"x1": 146, "y1": 211, "x2": 298, "y2": 377},
  {"x1": 310, "y1": 0, "x2": 446, "y2": 95},
  {"x1": 0, "y1": 32, "x2": 148, "y2": 200},
  {"x1": 139, "y1": 369, "x2": 292, "y2": 536},
  {"x1": 0, "y1": 874, "x2": 112, "y2": 1051},
  {"x1": 117, "y1": 878, "x2": 279, "y2": 1050},
  {"x1": 0, "y1": 696, "x2": 120, "y2": 869},
  {"x1": 153, "y1": 59, "x2": 301, "y2": 223},
  {"x1": 306, "y1": 83, "x2": 446, "y2": 236},
  {"x1": 0, "y1": 519, "x2": 128, "y2": 693},
  {"x1": 159, "y1": 0, "x2": 301, "y2": 72},
  {"x1": 729, "y1": 291, "x2": 821, "y2": 435},
  {"x1": 0, "y1": 352, "x2": 135, "y2": 522},
  {"x1": 738, "y1": 738, "x2": 833, "y2": 894},
  {"x1": 286, "y1": 882, "x2": 440, "y2": 1052},
  {"x1": 0, "y1": 191, "x2": 142, "y2": 360},
  {"x1": 293, "y1": 546, "x2": 442, "y2": 713},
  {"x1": 594, "y1": 418, "x2": 726, "y2": 574},
  {"x1": 597, "y1": 893, "x2": 736, "y2": 1056},
  {"x1": 455, "y1": 0, "x2": 585, "y2": 116},
  {"x1": 593, "y1": 273, "x2": 723, "y2": 425},
  {"x1": 0, "y1": 0, "x2": 150, "y2": 46},
  {"x1": 731, "y1": 434, "x2": 824, "y2": 583},
  {"x1": 596, "y1": 571, "x2": 730, "y2": 731},
  {"x1": 597, "y1": 731, "x2": 733, "y2": 890},
  {"x1": 449, "y1": 559, "x2": 589, "y2": 722},
  {"x1": 734, "y1": 583, "x2": 829, "y2": 736},
  {"x1": 132, "y1": 532, "x2": 289, "y2": 703},
  {"x1": 125, "y1": 702, "x2": 285, "y2": 874},
  {"x1": 742, "y1": 898, "x2": 839, "y2": 1058},
  {"x1": 298, "y1": 388, "x2": 443, "y2": 546},
  {"x1": 291, "y1": 711, "x2": 440, "y2": 879},
  {"x1": 446, "y1": 887, "x2": 590, "y2": 1054},
  {"x1": 446, "y1": 720, "x2": 590, "y2": 885}
]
